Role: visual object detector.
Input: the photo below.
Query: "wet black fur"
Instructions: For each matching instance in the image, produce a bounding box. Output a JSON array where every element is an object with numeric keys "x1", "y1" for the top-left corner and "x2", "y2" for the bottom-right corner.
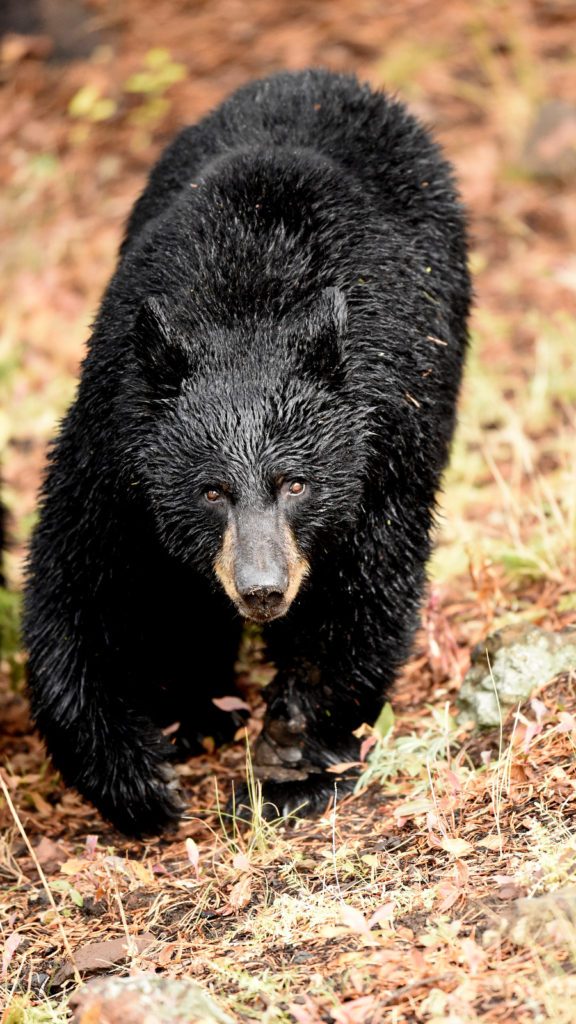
[{"x1": 24, "y1": 69, "x2": 470, "y2": 834}]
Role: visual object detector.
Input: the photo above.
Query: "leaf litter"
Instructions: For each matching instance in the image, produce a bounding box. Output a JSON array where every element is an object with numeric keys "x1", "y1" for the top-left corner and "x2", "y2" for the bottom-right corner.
[{"x1": 2, "y1": 0, "x2": 576, "y2": 1020}]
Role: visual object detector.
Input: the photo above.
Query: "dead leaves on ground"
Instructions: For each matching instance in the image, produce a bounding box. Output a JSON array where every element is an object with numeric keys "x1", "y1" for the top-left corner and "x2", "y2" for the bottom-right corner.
[
  {"x1": 2, "y1": 671, "x2": 576, "y2": 1021},
  {"x1": 2, "y1": 0, "x2": 576, "y2": 1020}
]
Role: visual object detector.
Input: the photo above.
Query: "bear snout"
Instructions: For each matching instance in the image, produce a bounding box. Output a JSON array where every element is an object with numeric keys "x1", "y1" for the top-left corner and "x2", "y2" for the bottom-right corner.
[
  {"x1": 239, "y1": 585, "x2": 286, "y2": 621},
  {"x1": 233, "y1": 508, "x2": 290, "y2": 621},
  {"x1": 213, "y1": 507, "x2": 310, "y2": 621}
]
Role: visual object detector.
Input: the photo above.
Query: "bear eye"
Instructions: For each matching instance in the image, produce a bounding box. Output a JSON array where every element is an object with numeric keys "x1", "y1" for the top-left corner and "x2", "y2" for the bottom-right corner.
[
  {"x1": 205, "y1": 488, "x2": 222, "y2": 503},
  {"x1": 282, "y1": 479, "x2": 306, "y2": 498},
  {"x1": 289, "y1": 480, "x2": 305, "y2": 495}
]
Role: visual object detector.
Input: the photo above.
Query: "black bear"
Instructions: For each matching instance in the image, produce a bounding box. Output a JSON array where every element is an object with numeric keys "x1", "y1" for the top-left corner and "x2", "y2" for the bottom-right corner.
[{"x1": 25, "y1": 69, "x2": 470, "y2": 835}]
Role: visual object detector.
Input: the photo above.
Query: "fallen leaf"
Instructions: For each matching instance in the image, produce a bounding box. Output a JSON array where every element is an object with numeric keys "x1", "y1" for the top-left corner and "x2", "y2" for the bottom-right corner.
[
  {"x1": 232, "y1": 852, "x2": 251, "y2": 873},
  {"x1": 394, "y1": 798, "x2": 434, "y2": 819},
  {"x1": 28, "y1": 790, "x2": 53, "y2": 816},
  {"x1": 34, "y1": 837, "x2": 66, "y2": 874},
  {"x1": 330, "y1": 994, "x2": 379, "y2": 1023},
  {"x1": 53, "y1": 934, "x2": 155, "y2": 986},
  {"x1": 359, "y1": 734, "x2": 377, "y2": 761},
  {"x1": 158, "y1": 941, "x2": 181, "y2": 966},
  {"x1": 212, "y1": 696, "x2": 251, "y2": 713},
  {"x1": 216, "y1": 875, "x2": 252, "y2": 915},
  {"x1": 453, "y1": 858, "x2": 469, "y2": 888},
  {"x1": 438, "y1": 837, "x2": 474, "y2": 857},
  {"x1": 61, "y1": 858, "x2": 89, "y2": 876},
  {"x1": 289, "y1": 998, "x2": 323, "y2": 1024},
  {"x1": 131, "y1": 860, "x2": 155, "y2": 886},
  {"x1": 185, "y1": 838, "x2": 200, "y2": 882},
  {"x1": 367, "y1": 902, "x2": 394, "y2": 929},
  {"x1": 326, "y1": 761, "x2": 361, "y2": 774},
  {"x1": 1, "y1": 931, "x2": 23, "y2": 980},
  {"x1": 523, "y1": 719, "x2": 543, "y2": 752},
  {"x1": 461, "y1": 937, "x2": 486, "y2": 975},
  {"x1": 437, "y1": 882, "x2": 462, "y2": 912},
  {"x1": 85, "y1": 835, "x2": 99, "y2": 859},
  {"x1": 340, "y1": 905, "x2": 377, "y2": 946},
  {"x1": 530, "y1": 697, "x2": 548, "y2": 722},
  {"x1": 477, "y1": 835, "x2": 505, "y2": 851},
  {"x1": 556, "y1": 711, "x2": 576, "y2": 733}
]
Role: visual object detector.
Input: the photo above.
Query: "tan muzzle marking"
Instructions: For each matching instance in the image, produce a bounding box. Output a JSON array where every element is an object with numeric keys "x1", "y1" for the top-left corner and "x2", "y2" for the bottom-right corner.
[
  {"x1": 282, "y1": 524, "x2": 310, "y2": 609},
  {"x1": 213, "y1": 521, "x2": 309, "y2": 615},
  {"x1": 213, "y1": 523, "x2": 240, "y2": 605}
]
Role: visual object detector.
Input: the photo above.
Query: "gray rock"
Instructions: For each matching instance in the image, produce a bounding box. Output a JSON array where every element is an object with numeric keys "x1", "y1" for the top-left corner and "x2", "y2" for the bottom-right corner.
[
  {"x1": 483, "y1": 886, "x2": 576, "y2": 948},
  {"x1": 69, "y1": 975, "x2": 235, "y2": 1024},
  {"x1": 457, "y1": 624, "x2": 576, "y2": 728}
]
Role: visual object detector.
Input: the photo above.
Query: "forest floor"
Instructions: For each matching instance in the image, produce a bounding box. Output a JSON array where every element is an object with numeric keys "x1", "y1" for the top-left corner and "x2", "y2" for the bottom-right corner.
[{"x1": 1, "y1": 1, "x2": 576, "y2": 1021}]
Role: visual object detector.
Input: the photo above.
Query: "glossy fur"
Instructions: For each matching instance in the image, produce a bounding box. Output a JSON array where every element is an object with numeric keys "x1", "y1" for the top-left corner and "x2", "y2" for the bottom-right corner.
[{"x1": 25, "y1": 70, "x2": 470, "y2": 834}]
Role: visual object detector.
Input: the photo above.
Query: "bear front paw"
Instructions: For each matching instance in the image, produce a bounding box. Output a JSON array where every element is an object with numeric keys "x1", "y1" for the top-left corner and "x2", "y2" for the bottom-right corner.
[
  {"x1": 95, "y1": 760, "x2": 186, "y2": 837},
  {"x1": 230, "y1": 769, "x2": 357, "y2": 824}
]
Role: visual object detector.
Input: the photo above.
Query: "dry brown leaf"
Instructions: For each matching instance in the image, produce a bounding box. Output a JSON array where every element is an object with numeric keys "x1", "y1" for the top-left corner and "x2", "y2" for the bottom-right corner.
[
  {"x1": 326, "y1": 761, "x2": 362, "y2": 774},
  {"x1": 1, "y1": 931, "x2": 23, "y2": 981},
  {"x1": 340, "y1": 905, "x2": 377, "y2": 946},
  {"x1": 216, "y1": 875, "x2": 252, "y2": 915},
  {"x1": 438, "y1": 837, "x2": 475, "y2": 857},
  {"x1": 130, "y1": 860, "x2": 155, "y2": 886},
  {"x1": 232, "y1": 852, "x2": 251, "y2": 873},
  {"x1": 394, "y1": 797, "x2": 434, "y2": 819},
  {"x1": 477, "y1": 835, "x2": 506, "y2": 850},
  {"x1": 27, "y1": 790, "x2": 53, "y2": 817},
  {"x1": 61, "y1": 858, "x2": 89, "y2": 876},
  {"x1": 52, "y1": 934, "x2": 155, "y2": 986},
  {"x1": 34, "y1": 836, "x2": 66, "y2": 874},
  {"x1": 185, "y1": 838, "x2": 200, "y2": 882},
  {"x1": 437, "y1": 881, "x2": 463, "y2": 912}
]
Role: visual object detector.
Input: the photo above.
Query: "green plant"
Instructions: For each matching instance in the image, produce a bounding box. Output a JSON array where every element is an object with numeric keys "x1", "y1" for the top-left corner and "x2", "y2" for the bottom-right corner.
[
  {"x1": 68, "y1": 85, "x2": 117, "y2": 123},
  {"x1": 124, "y1": 48, "x2": 186, "y2": 129},
  {"x1": 0, "y1": 587, "x2": 23, "y2": 685},
  {"x1": 356, "y1": 702, "x2": 464, "y2": 793},
  {"x1": 2, "y1": 996, "x2": 69, "y2": 1024}
]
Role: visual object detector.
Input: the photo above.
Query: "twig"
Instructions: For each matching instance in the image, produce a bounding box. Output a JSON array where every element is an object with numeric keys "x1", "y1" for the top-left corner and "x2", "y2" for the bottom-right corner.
[
  {"x1": 331, "y1": 781, "x2": 343, "y2": 901},
  {"x1": 108, "y1": 872, "x2": 138, "y2": 958},
  {"x1": 0, "y1": 769, "x2": 81, "y2": 985}
]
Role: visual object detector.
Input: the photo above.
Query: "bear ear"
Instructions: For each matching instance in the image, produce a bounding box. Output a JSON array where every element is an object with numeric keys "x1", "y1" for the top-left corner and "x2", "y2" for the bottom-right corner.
[
  {"x1": 299, "y1": 287, "x2": 347, "y2": 383},
  {"x1": 130, "y1": 296, "x2": 193, "y2": 396}
]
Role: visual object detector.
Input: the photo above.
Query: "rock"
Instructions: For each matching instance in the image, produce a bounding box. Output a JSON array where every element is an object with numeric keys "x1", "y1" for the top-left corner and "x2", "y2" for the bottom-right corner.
[
  {"x1": 483, "y1": 886, "x2": 576, "y2": 948},
  {"x1": 69, "y1": 975, "x2": 234, "y2": 1024},
  {"x1": 457, "y1": 624, "x2": 576, "y2": 728}
]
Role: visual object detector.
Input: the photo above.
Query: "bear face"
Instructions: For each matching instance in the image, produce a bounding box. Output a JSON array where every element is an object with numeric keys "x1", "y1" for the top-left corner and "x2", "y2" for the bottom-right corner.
[{"x1": 125, "y1": 290, "x2": 368, "y2": 621}]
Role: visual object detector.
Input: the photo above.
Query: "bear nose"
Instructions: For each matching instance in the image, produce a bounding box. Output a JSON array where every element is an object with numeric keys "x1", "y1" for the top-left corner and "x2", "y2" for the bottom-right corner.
[{"x1": 241, "y1": 586, "x2": 285, "y2": 617}]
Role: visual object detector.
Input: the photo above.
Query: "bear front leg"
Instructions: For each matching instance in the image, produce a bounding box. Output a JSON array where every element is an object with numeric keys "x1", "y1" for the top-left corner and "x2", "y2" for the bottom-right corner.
[
  {"x1": 232, "y1": 670, "x2": 369, "y2": 821},
  {"x1": 235, "y1": 533, "x2": 426, "y2": 821},
  {"x1": 24, "y1": 478, "x2": 190, "y2": 834},
  {"x1": 38, "y1": 689, "x2": 184, "y2": 835},
  {"x1": 242, "y1": 665, "x2": 382, "y2": 820},
  {"x1": 25, "y1": 609, "x2": 186, "y2": 835}
]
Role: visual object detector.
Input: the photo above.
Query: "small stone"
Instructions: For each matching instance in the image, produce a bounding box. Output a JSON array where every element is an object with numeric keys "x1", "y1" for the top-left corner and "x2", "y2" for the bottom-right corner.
[{"x1": 457, "y1": 624, "x2": 576, "y2": 728}]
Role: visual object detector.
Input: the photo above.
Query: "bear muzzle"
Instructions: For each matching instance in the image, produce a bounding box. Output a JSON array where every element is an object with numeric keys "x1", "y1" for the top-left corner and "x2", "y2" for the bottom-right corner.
[{"x1": 213, "y1": 508, "x2": 309, "y2": 622}]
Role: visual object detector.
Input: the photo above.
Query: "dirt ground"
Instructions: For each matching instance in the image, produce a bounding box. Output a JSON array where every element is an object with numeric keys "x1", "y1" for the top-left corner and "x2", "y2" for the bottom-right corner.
[{"x1": 1, "y1": 1, "x2": 576, "y2": 1021}]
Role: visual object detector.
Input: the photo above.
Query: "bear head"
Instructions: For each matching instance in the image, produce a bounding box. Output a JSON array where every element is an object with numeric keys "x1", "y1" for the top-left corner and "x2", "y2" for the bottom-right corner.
[{"x1": 125, "y1": 288, "x2": 368, "y2": 622}]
